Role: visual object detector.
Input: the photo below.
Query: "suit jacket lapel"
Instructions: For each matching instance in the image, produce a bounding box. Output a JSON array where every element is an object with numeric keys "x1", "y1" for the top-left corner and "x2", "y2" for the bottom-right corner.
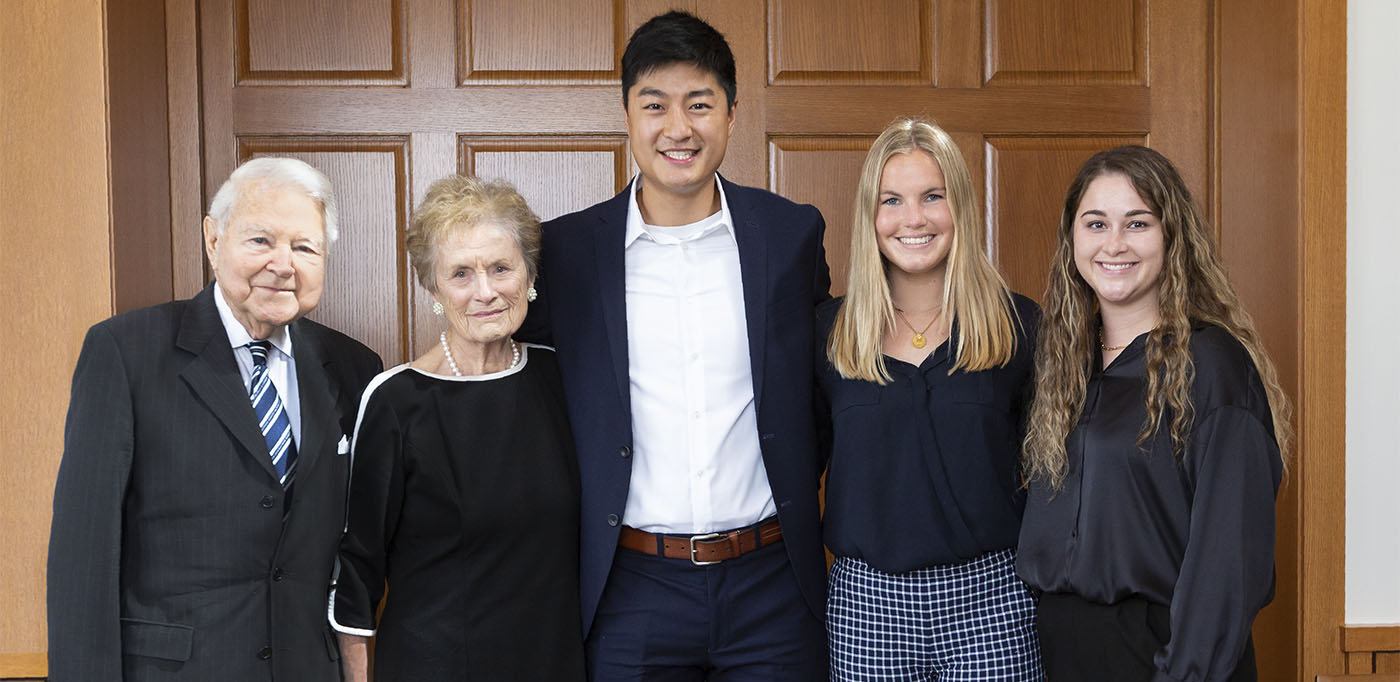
[
  {"x1": 177, "y1": 285, "x2": 280, "y2": 481},
  {"x1": 724, "y1": 177, "x2": 769, "y2": 406},
  {"x1": 290, "y1": 322, "x2": 332, "y2": 480},
  {"x1": 594, "y1": 184, "x2": 633, "y2": 413}
]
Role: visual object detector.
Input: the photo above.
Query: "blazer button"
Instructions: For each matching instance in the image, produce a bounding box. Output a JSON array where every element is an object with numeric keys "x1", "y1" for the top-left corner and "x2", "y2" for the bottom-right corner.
[
  {"x1": 607, "y1": 514, "x2": 619, "y2": 527},
  {"x1": 258, "y1": 646, "x2": 272, "y2": 660},
  {"x1": 260, "y1": 495, "x2": 275, "y2": 510},
  {"x1": 619, "y1": 445, "x2": 631, "y2": 458},
  {"x1": 272, "y1": 568, "x2": 286, "y2": 582}
]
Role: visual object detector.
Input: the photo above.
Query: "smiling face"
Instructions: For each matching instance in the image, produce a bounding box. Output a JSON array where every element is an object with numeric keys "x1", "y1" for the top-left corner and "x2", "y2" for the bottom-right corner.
[
  {"x1": 1072, "y1": 173, "x2": 1166, "y2": 317},
  {"x1": 624, "y1": 61, "x2": 736, "y2": 220},
  {"x1": 432, "y1": 222, "x2": 533, "y2": 350},
  {"x1": 874, "y1": 151, "x2": 955, "y2": 284},
  {"x1": 204, "y1": 184, "x2": 327, "y2": 339}
]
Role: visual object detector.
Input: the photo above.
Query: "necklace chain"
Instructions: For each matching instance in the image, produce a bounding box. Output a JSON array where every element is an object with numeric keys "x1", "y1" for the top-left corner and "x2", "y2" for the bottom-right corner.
[
  {"x1": 440, "y1": 331, "x2": 519, "y2": 376},
  {"x1": 1099, "y1": 331, "x2": 1129, "y2": 352},
  {"x1": 894, "y1": 307, "x2": 941, "y2": 349}
]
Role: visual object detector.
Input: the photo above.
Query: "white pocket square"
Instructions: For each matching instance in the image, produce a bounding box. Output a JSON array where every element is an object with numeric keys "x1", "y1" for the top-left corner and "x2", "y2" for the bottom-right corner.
[{"x1": 337, "y1": 435, "x2": 350, "y2": 455}]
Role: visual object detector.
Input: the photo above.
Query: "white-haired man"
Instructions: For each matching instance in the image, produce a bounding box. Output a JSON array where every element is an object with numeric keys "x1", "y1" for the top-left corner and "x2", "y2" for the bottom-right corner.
[{"x1": 48, "y1": 157, "x2": 382, "y2": 681}]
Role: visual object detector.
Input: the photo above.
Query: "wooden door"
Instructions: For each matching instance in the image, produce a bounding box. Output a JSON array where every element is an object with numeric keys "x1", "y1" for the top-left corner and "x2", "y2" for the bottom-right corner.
[
  {"x1": 184, "y1": 0, "x2": 1293, "y2": 678},
  {"x1": 187, "y1": 0, "x2": 1210, "y2": 359}
]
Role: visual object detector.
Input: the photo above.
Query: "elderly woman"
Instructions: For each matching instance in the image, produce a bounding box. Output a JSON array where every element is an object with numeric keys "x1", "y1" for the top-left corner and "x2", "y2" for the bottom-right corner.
[
  {"x1": 818, "y1": 117, "x2": 1043, "y2": 679},
  {"x1": 330, "y1": 175, "x2": 584, "y2": 681},
  {"x1": 1017, "y1": 146, "x2": 1291, "y2": 682}
]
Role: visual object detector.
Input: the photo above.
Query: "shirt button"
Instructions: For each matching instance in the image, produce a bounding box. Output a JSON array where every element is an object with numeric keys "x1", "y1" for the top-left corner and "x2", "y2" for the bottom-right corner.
[
  {"x1": 619, "y1": 445, "x2": 631, "y2": 458},
  {"x1": 688, "y1": 353, "x2": 698, "y2": 362},
  {"x1": 692, "y1": 411, "x2": 701, "y2": 420},
  {"x1": 272, "y1": 568, "x2": 286, "y2": 582},
  {"x1": 607, "y1": 514, "x2": 619, "y2": 527},
  {"x1": 260, "y1": 495, "x2": 275, "y2": 510},
  {"x1": 258, "y1": 646, "x2": 273, "y2": 660}
]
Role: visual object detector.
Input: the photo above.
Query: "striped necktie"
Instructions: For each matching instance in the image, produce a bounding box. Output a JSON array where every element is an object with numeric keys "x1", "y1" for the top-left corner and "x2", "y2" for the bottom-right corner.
[{"x1": 247, "y1": 341, "x2": 297, "y2": 486}]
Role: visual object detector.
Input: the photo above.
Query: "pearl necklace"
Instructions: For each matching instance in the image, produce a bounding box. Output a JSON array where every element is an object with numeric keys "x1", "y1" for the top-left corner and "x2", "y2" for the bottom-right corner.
[{"x1": 439, "y1": 331, "x2": 519, "y2": 377}]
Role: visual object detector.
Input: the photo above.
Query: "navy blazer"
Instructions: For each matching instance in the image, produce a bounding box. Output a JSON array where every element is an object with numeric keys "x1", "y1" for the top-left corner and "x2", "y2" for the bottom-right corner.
[
  {"x1": 523, "y1": 176, "x2": 833, "y2": 634},
  {"x1": 48, "y1": 285, "x2": 382, "y2": 682}
]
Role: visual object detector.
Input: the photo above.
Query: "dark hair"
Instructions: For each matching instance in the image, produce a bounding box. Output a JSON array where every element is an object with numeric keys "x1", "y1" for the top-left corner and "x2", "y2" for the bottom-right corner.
[{"x1": 621, "y1": 11, "x2": 737, "y2": 110}]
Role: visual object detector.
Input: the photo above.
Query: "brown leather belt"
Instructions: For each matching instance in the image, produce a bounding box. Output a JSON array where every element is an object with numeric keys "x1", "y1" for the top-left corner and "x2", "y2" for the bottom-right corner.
[{"x1": 618, "y1": 517, "x2": 783, "y2": 565}]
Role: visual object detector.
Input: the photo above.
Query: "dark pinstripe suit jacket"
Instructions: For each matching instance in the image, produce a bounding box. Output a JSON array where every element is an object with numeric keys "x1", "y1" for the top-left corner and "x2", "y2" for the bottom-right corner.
[{"x1": 47, "y1": 284, "x2": 381, "y2": 682}]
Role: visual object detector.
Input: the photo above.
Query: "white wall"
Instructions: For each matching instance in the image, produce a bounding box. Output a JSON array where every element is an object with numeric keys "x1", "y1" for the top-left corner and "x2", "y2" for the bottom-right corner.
[{"x1": 1346, "y1": 0, "x2": 1400, "y2": 625}]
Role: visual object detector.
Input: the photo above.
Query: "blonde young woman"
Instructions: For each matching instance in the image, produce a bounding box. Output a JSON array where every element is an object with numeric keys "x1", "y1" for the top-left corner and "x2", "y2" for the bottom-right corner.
[
  {"x1": 1016, "y1": 146, "x2": 1291, "y2": 682},
  {"x1": 818, "y1": 117, "x2": 1044, "y2": 679}
]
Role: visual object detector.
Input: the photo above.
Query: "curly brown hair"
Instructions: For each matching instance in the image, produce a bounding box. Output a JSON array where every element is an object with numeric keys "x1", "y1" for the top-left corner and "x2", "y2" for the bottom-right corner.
[{"x1": 1022, "y1": 146, "x2": 1292, "y2": 490}]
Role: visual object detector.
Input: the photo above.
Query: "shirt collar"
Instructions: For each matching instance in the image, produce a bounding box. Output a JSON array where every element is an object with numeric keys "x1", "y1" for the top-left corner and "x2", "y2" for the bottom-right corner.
[
  {"x1": 213, "y1": 283, "x2": 293, "y2": 358},
  {"x1": 624, "y1": 174, "x2": 735, "y2": 247}
]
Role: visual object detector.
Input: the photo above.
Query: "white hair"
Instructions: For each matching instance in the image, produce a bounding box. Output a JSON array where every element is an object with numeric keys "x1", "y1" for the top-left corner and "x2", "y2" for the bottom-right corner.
[{"x1": 207, "y1": 157, "x2": 339, "y2": 244}]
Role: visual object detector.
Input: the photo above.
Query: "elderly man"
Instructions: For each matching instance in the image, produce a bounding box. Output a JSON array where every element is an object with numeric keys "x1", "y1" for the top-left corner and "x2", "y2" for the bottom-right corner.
[{"x1": 47, "y1": 157, "x2": 382, "y2": 681}]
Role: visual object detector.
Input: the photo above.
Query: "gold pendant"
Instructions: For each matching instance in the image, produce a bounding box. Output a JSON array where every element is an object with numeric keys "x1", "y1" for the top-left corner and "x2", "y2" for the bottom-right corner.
[{"x1": 911, "y1": 333, "x2": 927, "y2": 349}]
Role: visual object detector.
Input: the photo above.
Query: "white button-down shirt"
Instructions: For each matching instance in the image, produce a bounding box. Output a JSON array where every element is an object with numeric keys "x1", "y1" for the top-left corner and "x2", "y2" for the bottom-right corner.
[
  {"x1": 214, "y1": 284, "x2": 302, "y2": 445},
  {"x1": 621, "y1": 176, "x2": 776, "y2": 534}
]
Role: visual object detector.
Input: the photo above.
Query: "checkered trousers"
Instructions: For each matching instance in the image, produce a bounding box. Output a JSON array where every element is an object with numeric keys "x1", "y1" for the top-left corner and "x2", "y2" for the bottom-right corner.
[{"x1": 827, "y1": 549, "x2": 1044, "y2": 681}]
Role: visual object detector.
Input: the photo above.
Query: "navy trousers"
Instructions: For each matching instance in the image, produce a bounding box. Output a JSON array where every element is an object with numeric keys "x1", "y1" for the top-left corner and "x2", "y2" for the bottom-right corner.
[{"x1": 586, "y1": 537, "x2": 827, "y2": 681}]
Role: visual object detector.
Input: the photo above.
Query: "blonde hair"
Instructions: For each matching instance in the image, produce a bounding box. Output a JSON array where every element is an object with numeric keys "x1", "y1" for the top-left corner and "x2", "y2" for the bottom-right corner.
[
  {"x1": 406, "y1": 175, "x2": 541, "y2": 292},
  {"x1": 1022, "y1": 146, "x2": 1293, "y2": 490},
  {"x1": 827, "y1": 117, "x2": 1019, "y2": 383}
]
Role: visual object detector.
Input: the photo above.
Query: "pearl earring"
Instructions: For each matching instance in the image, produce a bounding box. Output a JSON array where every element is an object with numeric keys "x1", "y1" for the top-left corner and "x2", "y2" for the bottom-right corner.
[
  {"x1": 432, "y1": 300, "x2": 444, "y2": 316},
  {"x1": 526, "y1": 287, "x2": 538, "y2": 302}
]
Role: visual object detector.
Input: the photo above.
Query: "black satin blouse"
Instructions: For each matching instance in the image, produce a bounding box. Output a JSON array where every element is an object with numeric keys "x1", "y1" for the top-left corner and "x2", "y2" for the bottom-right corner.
[
  {"x1": 1016, "y1": 324, "x2": 1283, "y2": 682},
  {"x1": 817, "y1": 294, "x2": 1039, "y2": 573}
]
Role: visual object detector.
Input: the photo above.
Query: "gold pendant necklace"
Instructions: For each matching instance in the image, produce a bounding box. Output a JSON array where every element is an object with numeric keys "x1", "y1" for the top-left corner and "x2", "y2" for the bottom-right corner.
[{"x1": 894, "y1": 307, "x2": 940, "y2": 349}]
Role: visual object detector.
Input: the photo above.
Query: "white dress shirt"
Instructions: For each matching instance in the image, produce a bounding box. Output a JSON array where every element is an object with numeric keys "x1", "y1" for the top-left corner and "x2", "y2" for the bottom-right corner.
[
  {"x1": 621, "y1": 176, "x2": 776, "y2": 534},
  {"x1": 214, "y1": 285, "x2": 302, "y2": 445}
]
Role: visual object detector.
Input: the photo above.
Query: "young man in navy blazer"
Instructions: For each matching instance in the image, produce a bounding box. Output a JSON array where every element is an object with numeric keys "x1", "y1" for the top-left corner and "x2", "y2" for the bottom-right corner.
[{"x1": 523, "y1": 11, "x2": 831, "y2": 680}]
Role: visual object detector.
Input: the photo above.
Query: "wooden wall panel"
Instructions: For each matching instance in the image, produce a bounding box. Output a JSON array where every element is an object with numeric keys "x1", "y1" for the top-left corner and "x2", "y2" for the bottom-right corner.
[
  {"x1": 460, "y1": 137, "x2": 629, "y2": 221},
  {"x1": 985, "y1": 136, "x2": 1142, "y2": 300},
  {"x1": 240, "y1": 138, "x2": 410, "y2": 365},
  {"x1": 985, "y1": 0, "x2": 1144, "y2": 86},
  {"x1": 769, "y1": 137, "x2": 873, "y2": 295},
  {"x1": 461, "y1": 0, "x2": 622, "y2": 83},
  {"x1": 238, "y1": 0, "x2": 405, "y2": 84},
  {"x1": 1, "y1": 0, "x2": 114, "y2": 674},
  {"x1": 767, "y1": 0, "x2": 928, "y2": 85}
]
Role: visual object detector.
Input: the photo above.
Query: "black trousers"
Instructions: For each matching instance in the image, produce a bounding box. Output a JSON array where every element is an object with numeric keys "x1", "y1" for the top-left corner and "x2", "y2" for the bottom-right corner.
[{"x1": 1037, "y1": 592, "x2": 1256, "y2": 682}]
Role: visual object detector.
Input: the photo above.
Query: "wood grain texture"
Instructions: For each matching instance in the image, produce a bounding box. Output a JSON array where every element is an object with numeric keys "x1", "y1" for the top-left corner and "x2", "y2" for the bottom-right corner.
[
  {"x1": 239, "y1": 0, "x2": 405, "y2": 84},
  {"x1": 1346, "y1": 626, "x2": 1400, "y2": 652},
  {"x1": 463, "y1": 0, "x2": 622, "y2": 82},
  {"x1": 1380, "y1": 654, "x2": 1400, "y2": 674},
  {"x1": 0, "y1": 0, "x2": 113, "y2": 662},
  {"x1": 240, "y1": 138, "x2": 411, "y2": 366},
  {"x1": 769, "y1": 137, "x2": 875, "y2": 296},
  {"x1": 764, "y1": 86, "x2": 1150, "y2": 135},
  {"x1": 768, "y1": 0, "x2": 929, "y2": 85},
  {"x1": 934, "y1": 0, "x2": 982, "y2": 88},
  {"x1": 108, "y1": 0, "x2": 174, "y2": 314},
  {"x1": 0, "y1": 652, "x2": 45, "y2": 678},
  {"x1": 1297, "y1": 0, "x2": 1348, "y2": 679},
  {"x1": 168, "y1": 0, "x2": 206, "y2": 299},
  {"x1": 985, "y1": 0, "x2": 1143, "y2": 85},
  {"x1": 1217, "y1": 0, "x2": 1309, "y2": 677},
  {"x1": 462, "y1": 137, "x2": 628, "y2": 220},
  {"x1": 984, "y1": 136, "x2": 1140, "y2": 300}
]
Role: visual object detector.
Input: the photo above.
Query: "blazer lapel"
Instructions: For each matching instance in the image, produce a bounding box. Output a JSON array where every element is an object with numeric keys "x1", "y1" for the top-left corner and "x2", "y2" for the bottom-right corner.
[
  {"x1": 725, "y1": 177, "x2": 769, "y2": 406},
  {"x1": 593, "y1": 184, "x2": 633, "y2": 412},
  {"x1": 176, "y1": 286, "x2": 280, "y2": 481},
  {"x1": 290, "y1": 322, "x2": 332, "y2": 481}
]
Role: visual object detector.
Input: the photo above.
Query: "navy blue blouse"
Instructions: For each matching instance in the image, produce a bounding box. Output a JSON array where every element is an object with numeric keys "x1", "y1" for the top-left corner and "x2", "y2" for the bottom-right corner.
[{"x1": 816, "y1": 293, "x2": 1039, "y2": 573}]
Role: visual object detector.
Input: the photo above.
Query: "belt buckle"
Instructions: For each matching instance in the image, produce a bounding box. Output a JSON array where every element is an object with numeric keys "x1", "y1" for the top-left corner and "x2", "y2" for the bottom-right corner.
[{"x1": 688, "y1": 532, "x2": 723, "y2": 566}]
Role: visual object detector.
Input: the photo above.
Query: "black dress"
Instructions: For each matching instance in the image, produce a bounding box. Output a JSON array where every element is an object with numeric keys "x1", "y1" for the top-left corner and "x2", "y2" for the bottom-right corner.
[
  {"x1": 332, "y1": 344, "x2": 585, "y2": 682},
  {"x1": 1016, "y1": 325, "x2": 1283, "y2": 682}
]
